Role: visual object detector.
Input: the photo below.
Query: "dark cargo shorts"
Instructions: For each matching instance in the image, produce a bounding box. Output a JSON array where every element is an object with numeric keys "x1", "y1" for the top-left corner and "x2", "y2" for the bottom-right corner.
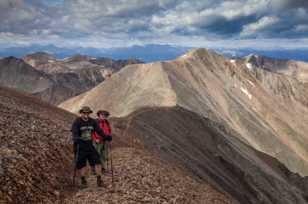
[{"x1": 74, "y1": 140, "x2": 101, "y2": 169}]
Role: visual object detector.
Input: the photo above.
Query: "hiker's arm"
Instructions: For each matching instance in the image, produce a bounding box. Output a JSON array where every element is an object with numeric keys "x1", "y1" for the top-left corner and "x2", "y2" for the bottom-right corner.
[
  {"x1": 94, "y1": 120, "x2": 106, "y2": 140},
  {"x1": 71, "y1": 119, "x2": 80, "y2": 142}
]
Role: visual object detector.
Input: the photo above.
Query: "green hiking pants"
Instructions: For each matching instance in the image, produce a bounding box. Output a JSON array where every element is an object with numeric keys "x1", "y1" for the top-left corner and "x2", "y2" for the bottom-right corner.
[{"x1": 93, "y1": 142, "x2": 108, "y2": 167}]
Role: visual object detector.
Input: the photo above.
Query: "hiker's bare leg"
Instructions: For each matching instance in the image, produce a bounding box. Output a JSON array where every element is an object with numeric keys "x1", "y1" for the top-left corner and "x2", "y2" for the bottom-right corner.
[
  {"x1": 95, "y1": 164, "x2": 103, "y2": 187},
  {"x1": 80, "y1": 167, "x2": 87, "y2": 177},
  {"x1": 95, "y1": 164, "x2": 102, "y2": 175}
]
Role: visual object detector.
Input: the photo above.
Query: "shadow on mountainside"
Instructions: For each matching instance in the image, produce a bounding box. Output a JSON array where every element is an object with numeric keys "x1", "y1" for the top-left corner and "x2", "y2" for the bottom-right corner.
[{"x1": 111, "y1": 106, "x2": 308, "y2": 204}]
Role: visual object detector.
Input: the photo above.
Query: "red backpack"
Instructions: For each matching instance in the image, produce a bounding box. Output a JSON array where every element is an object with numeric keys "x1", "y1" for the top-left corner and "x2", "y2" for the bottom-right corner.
[{"x1": 92, "y1": 119, "x2": 112, "y2": 143}]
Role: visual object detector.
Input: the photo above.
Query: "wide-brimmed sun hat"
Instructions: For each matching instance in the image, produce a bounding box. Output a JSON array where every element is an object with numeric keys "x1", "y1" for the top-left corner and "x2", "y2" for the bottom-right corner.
[{"x1": 79, "y1": 106, "x2": 93, "y2": 114}]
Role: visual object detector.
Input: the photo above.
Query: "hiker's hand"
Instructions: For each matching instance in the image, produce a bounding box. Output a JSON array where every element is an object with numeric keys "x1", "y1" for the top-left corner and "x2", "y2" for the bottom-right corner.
[
  {"x1": 73, "y1": 139, "x2": 82, "y2": 152},
  {"x1": 74, "y1": 139, "x2": 82, "y2": 145},
  {"x1": 73, "y1": 141, "x2": 78, "y2": 154},
  {"x1": 105, "y1": 135, "x2": 112, "y2": 142}
]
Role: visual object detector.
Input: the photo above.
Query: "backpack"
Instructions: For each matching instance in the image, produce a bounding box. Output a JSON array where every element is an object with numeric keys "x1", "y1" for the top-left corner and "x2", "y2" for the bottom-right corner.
[{"x1": 92, "y1": 119, "x2": 111, "y2": 143}]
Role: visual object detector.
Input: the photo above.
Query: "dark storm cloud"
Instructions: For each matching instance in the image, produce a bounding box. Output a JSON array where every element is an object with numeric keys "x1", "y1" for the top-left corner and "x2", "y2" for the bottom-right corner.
[
  {"x1": 0, "y1": 0, "x2": 308, "y2": 48},
  {"x1": 149, "y1": 0, "x2": 308, "y2": 38},
  {"x1": 271, "y1": 0, "x2": 308, "y2": 10}
]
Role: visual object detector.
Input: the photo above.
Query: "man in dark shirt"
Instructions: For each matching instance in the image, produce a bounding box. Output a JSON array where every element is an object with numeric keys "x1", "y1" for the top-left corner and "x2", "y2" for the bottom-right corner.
[{"x1": 71, "y1": 106, "x2": 112, "y2": 188}]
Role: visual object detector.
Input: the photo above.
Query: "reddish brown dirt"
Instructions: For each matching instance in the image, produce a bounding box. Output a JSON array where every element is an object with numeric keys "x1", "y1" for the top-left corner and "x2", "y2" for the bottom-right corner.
[
  {"x1": 0, "y1": 87, "x2": 75, "y2": 203},
  {"x1": 62, "y1": 148, "x2": 235, "y2": 204}
]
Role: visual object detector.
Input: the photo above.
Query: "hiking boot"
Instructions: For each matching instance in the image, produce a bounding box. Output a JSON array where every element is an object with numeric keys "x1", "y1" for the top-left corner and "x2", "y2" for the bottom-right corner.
[
  {"x1": 81, "y1": 177, "x2": 88, "y2": 188},
  {"x1": 97, "y1": 175, "x2": 103, "y2": 187},
  {"x1": 101, "y1": 166, "x2": 106, "y2": 174}
]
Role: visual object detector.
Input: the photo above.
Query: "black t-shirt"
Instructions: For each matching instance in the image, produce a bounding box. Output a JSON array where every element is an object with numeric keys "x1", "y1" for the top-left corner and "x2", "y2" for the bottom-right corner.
[{"x1": 71, "y1": 117, "x2": 106, "y2": 142}]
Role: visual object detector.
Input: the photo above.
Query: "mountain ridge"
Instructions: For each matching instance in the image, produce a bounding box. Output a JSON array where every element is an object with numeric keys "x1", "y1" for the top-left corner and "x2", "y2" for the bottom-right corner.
[
  {"x1": 110, "y1": 106, "x2": 308, "y2": 204},
  {"x1": 60, "y1": 48, "x2": 308, "y2": 177}
]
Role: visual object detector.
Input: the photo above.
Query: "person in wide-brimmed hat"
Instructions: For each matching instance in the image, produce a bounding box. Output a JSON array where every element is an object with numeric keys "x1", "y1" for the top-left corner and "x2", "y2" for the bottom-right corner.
[
  {"x1": 71, "y1": 106, "x2": 112, "y2": 188},
  {"x1": 79, "y1": 106, "x2": 93, "y2": 114}
]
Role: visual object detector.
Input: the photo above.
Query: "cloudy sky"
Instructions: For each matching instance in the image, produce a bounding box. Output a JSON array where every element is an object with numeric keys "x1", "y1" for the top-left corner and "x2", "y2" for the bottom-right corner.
[{"x1": 1, "y1": 0, "x2": 308, "y2": 50}]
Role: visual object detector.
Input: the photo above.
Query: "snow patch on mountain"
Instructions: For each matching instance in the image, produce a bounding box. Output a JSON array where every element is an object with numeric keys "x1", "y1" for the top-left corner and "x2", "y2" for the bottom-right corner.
[
  {"x1": 241, "y1": 87, "x2": 252, "y2": 100},
  {"x1": 246, "y1": 63, "x2": 253, "y2": 70}
]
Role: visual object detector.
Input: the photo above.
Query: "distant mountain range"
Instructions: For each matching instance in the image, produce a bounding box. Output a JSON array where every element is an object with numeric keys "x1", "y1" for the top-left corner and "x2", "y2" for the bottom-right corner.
[
  {"x1": 218, "y1": 48, "x2": 308, "y2": 63},
  {"x1": 0, "y1": 44, "x2": 190, "y2": 62},
  {"x1": 2, "y1": 44, "x2": 308, "y2": 63},
  {"x1": 0, "y1": 52, "x2": 142, "y2": 104}
]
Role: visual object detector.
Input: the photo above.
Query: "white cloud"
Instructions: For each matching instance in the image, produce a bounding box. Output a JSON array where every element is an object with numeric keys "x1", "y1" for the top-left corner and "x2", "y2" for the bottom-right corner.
[
  {"x1": 219, "y1": 0, "x2": 268, "y2": 20},
  {"x1": 241, "y1": 16, "x2": 280, "y2": 36},
  {"x1": 295, "y1": 25, "x2": 308, "y2": 32},
  {"x1": 0, "y1": 0, "x2": 308, "y2": 48}
]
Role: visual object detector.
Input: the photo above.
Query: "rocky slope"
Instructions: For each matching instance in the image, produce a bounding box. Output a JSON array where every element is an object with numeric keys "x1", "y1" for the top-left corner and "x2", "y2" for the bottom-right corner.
[
  {"x1": 60, "y1": 49, "x2": 308, "y2": 180},
  {"x1": 0, "y1": 53, "x2": 142, "y2": 105},
  {"x1": 244, "y1": 54, "x2": 308, "y2": 82},
  {"x1": 0, "y1": 86, "x2": 75, "y2": 203},
  {"x1": 63, "y1": 148, "x2": 235, "y2": 204},
  {"x1": 59, "y1": 60, "x2": 177, "y2": 117},
  {"x1": 23, "y1": 52, "x2": 56, "y2": 67},
  {"x1": 0, "y1": 57, "x2": 53, "y2": 93},
  {"x1": 90, "y1": 57, "x2": 143, "y2": 72},
  {"x1": 0, "y1": 86, "x2": 235, "y2": 204}
]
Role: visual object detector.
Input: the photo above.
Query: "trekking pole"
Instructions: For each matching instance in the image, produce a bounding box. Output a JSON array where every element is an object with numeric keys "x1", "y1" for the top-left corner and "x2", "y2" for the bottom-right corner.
[
  {"x1": 109, "y1": 142, "x2": 114, "y2": 184},
  {"x1": 105, "y1": 142, "x2": 109, "y2": 173},
  {"x1": 73, "y1": 143, "x2": 80, "y2": 187}
]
